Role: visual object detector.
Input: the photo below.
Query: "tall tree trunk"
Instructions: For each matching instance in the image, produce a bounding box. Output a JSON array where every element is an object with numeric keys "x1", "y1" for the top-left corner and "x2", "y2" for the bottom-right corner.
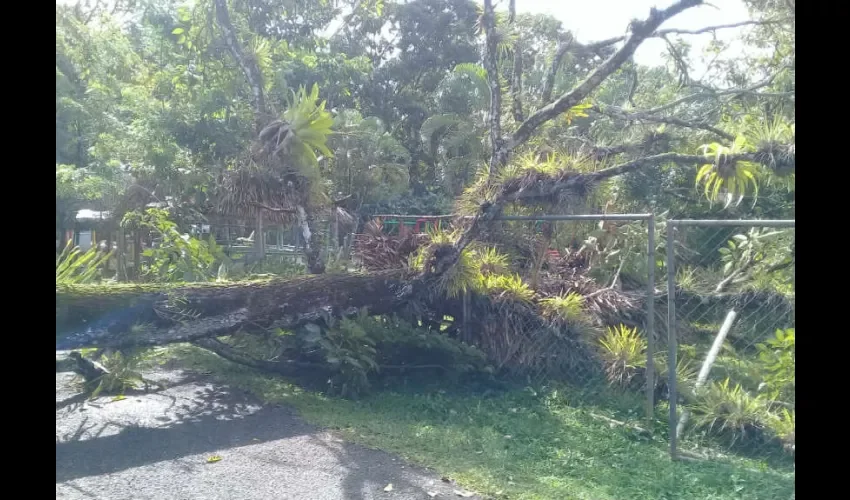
[
  {"x1": 132, "y1": 230, "x2": 142, "y2": 281},
  {"x1": 296, "y1": 205, "x2": 325, "y2": 274},
  {"x1": 214, "y1": 0, "x2": 266, "y2": 133}
]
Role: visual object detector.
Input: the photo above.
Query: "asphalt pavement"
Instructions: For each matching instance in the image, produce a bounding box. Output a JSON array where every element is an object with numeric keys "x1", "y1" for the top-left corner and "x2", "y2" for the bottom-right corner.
[{"x1": 56, "y1": 361, "x2": 479, "y2": 499}]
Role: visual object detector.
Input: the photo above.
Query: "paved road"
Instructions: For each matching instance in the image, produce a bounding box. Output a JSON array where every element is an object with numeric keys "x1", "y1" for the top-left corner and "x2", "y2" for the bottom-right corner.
[{"x1": 56, "y1": 364, "x2": 479, "y2": 500}]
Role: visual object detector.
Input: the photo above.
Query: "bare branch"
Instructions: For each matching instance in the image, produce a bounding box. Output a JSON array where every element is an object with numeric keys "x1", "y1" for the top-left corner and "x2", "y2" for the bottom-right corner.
[
  {"x1": 506, "y1": 0, "x2": 704, "y2": 156},
  {"x1": 655, "y1": 18, "x2": 791, "y2": 37},
  {"x1": 577, "y1": 18, "x2": 791, "y2": 49},
  {"x1": 625, "y1": 65, "x2": 638, "y2": 108},
  {"x1": 249, "y1": 201, "x2": 295, "y2": 213},
  {"x1": 511, "y1": 43, "x2": 525, "y2": 123},
  {"x1": 565, "y1": 136, "x2": 646, "y2": 160},
  {"x1": 592, "y1": 105, "x2": 736, "y2": 141},
  {"x1": 508, "y1": 151, "x2": 765, "y2": 203},
  {"x1": 541, "y1": 40, "x2": 571, "y2": 105},
  {"x1": 643, "y1": 66, "x2": 791, "y2": 115}
]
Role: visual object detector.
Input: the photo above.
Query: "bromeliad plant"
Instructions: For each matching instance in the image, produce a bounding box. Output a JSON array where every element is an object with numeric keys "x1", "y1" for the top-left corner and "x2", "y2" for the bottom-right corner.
[
  {"x1": 539, "y1": 292, "x2": 587, "y2": 324},
  {"x1": 687, "y1": 378, "x2": 769, "y2": 445},
  {"x1": 598, "y1": 324, "x2": 647, "y2": 387},
  {"x1": 696, "y1": 135, "x2": 760, "y2": 208}
]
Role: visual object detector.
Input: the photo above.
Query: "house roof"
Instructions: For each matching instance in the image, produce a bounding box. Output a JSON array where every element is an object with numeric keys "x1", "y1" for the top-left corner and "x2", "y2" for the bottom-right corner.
[{"x1": 76, "y1": 209, "x2": 111, "y2": 221}]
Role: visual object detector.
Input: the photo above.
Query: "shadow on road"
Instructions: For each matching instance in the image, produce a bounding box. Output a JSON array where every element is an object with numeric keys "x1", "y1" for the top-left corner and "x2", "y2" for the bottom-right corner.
[
  {"x1": 56, "y1": 375, "x2": 313, "y2": 483},
  {"x1": 56, "y1": 369, "x2": 464, "y2": 499}
]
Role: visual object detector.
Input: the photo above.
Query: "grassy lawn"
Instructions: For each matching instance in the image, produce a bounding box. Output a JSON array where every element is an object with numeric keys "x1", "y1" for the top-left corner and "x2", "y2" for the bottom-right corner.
[{"x1": 153, "y1": 345, "x2": 794, "y2": 500}]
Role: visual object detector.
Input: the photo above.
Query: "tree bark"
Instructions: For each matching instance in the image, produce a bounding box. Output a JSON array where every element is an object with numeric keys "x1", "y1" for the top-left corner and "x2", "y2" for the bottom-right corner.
[
  {"x1": 296, "y1": 205, "x2": 325, "y2": 274},
  {"x1": 56, "y1": 271, "x2": 406, "y2": 350},
  {"x1": 213, "y1": 0, "x2": 266, "y2": 132}
]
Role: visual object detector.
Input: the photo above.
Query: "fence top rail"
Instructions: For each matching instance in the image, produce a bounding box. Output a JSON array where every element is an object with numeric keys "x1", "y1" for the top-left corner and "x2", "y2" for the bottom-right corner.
[
  {"x1": 370, "y1": 213, "x2": 653, "y2": 221},
  {"x1": 669, "y1": 219, "x2": 795, "y2": 228},
  {"x1": 496, "y1": 214, "x2": 652, "y2": 222}
]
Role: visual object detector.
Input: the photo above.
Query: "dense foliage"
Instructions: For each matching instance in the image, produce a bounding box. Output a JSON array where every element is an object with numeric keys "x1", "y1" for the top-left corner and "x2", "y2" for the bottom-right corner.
[{"x1": 57, "y1": 0, "x2": 794, "y2": 459}]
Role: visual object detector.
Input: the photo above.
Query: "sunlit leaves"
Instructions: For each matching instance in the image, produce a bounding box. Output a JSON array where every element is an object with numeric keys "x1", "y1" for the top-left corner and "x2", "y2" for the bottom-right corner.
[{"x1": 696, "y1": 136, "x2": 760, "y2": 208}]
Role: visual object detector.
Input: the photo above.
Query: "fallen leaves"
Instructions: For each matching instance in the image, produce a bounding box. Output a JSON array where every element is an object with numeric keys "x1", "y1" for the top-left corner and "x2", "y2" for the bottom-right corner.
[{"x1": 206, "y1": 455, "x2": 223, "y2": 463}]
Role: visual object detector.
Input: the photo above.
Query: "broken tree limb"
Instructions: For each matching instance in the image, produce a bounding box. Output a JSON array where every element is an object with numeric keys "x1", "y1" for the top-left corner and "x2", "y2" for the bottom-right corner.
[
  {"x1": 191, "y1": 337, "x2": 315, "y2": 376},
  {"x1": 676, "y1": 309, "x2": 737, "y2": 438}
]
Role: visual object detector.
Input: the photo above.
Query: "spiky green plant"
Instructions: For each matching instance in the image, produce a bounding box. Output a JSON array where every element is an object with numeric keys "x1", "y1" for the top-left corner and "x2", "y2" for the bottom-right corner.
[
  {"x1": 282, "y1": 83, "x2": 334, "y2": 169},
  {"x1": 746, "y1": 117, "x2": 795, "y2": 177},
  {"x1": 688, "y1": 378, "x2": 769, "y2": 444},
  {"x1": 539, "y1": 292, "x2": 586, "y2": 323},
  {"x1": 436, "y1": 247, "x2": 485, "y2": 298},
  {"x1": 484, "y1": 273, "x2": 534, "y2": 303},
  {"x1": 84, "y1": 350, "x2": 151, "y2": 399},
  {"x1": 598, "y1": 325, "x2": 647, "y2": 386},
  {"x1": 765, "y1": 408, "x2": 795, "y2": 453},
  {"x1": 56, "y1": 239, "x2": 112, "y2": 284},
  {"x1": 477, "y1": 247, "x2": 509, "y2": 276},
  {"x1": 696, "y1": 135, "x2": 760, "y2": 208},
  {"x1": 655, "y1": 351, "x2": 699, "y2": 395}
]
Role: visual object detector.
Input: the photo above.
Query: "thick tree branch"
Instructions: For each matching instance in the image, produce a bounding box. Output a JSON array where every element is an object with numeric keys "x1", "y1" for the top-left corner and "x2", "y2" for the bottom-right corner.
[
  {"x1": 508, "y1": 0, "x2": 524, "y2": 123},
  {"x1": 511, "y1": 41, "x2": 525, "y2": 123},
  {"x1": 57, "y1": 309, "x2": 250, "y2": 350},
  {"x1": 482, "y1": 0, "x2": 505, "y2": 175},
  {"x1": 506, "y1": 0, "x2": 703, "y2": 155},
  {"x1": 214, "y1": 0, "x2": 267, "y2": 131}
]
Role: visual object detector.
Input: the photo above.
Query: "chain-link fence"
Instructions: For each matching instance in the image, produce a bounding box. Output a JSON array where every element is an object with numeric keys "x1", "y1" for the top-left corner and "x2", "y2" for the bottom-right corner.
[
  {"x1": 482, "y1": 215, "x2": 657, "y2": 414},
  {"x1": 664, "y1": 220, "x2": 795, "y2": 467}
]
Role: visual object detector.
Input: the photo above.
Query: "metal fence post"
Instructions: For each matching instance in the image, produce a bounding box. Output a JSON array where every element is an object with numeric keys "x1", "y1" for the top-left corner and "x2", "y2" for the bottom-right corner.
[
  {"x1": 666, "y1": 220, "x2": 678, "y2": 460},
  {"x1": 645, "y1": 213, "x2": 656, "y2": 427}
]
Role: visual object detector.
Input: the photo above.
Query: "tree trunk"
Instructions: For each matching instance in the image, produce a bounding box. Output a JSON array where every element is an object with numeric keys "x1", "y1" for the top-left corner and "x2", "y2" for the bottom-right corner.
[
  {"x1": 296, "y1": 205, "x2": 325, "y2": 274},
  {"x1": 56, "y1": 271, "x2": 406, "y2": 350},
  {"x1": 132, "y1": 230, "x2": 142, "y2": 280}
]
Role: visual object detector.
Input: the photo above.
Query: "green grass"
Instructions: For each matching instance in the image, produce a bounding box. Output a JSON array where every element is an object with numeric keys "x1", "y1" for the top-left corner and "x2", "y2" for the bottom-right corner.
[{"x1": 151, "y1": 345, "x2": 794, "y2": 500}]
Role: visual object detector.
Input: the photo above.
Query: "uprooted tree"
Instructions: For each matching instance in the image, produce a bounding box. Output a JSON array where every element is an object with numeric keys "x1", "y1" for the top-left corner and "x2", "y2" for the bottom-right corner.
[{"x1": 57, "y1": 0, "x2": 795, "y2": 393}]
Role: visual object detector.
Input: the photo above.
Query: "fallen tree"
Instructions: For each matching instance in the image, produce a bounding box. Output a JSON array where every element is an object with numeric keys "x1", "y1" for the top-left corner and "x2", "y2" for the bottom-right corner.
[
  {"x1": 56, "y1": 271, "x2": 407, "y2": 350},
  {"x1": 56, "y1": 0, "x2": 795, "y2": 392}
]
